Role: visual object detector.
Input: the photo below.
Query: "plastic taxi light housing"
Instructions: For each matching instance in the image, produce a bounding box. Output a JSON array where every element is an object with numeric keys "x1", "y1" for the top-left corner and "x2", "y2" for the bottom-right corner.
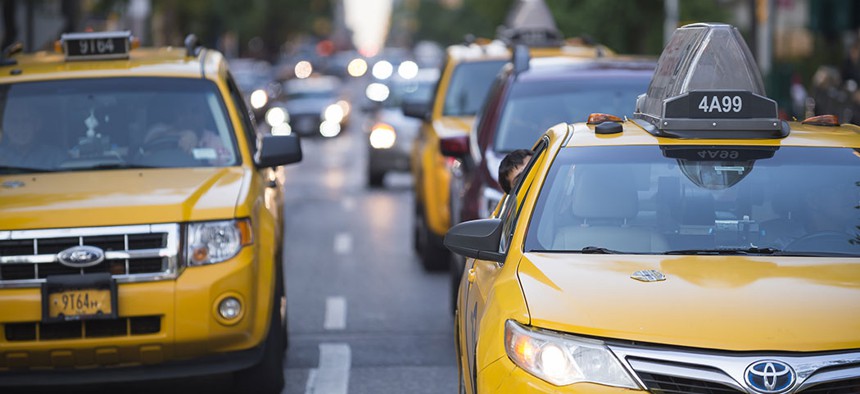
[
  {"x1": 632, "y1": 23, "x2": 787, "y2": 139},
  {"x1": 187, "y1": 219, "x2": 253, "y2": 266},
  {"x1": 801, "y1": 114, "x2": 839, "y2": 126},
  {"x1": 587, "y1": 113, "x2": 623, "y2": 124},
  {"x1": 504, "y1": 320, "x2": 639, "y2": 389}
]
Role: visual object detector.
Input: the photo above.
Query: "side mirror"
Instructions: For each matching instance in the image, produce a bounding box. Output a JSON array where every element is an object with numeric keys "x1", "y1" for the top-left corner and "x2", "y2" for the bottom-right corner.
[
  {"x1": 401, "y1": 98, "x2": 431, "y2": 121},
  {"x1": 255, "y1": 134, "x2": 302, "y2": 167},
  {"x1": 444, "y1": 218, "x2": 505, "y2": 262},
  {"x1": 439, "y1": 135, "x2": 470, "y2": 158}
]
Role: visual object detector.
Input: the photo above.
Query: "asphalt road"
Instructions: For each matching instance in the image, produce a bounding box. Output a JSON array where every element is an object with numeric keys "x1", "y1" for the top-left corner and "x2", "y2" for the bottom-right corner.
[{"x1": 280, "y1": 110, "x2": 458, "y2": 394}]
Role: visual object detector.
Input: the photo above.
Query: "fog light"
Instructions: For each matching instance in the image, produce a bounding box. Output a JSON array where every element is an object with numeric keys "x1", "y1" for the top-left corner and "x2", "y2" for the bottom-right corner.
[{"x1": 219, "y1": 297, "x2": 242, "y2": 320}]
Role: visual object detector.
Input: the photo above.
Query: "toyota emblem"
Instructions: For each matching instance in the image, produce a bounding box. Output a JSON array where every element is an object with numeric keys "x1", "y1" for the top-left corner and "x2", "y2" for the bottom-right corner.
[{"x1": 745, "y1": 360, "x2": 795, "y2": 393}]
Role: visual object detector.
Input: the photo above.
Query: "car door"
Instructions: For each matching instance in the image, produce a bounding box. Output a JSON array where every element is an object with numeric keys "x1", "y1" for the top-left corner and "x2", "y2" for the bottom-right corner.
[{"x1": 460, "y1": 137, "x2": 548, "y2": 393}]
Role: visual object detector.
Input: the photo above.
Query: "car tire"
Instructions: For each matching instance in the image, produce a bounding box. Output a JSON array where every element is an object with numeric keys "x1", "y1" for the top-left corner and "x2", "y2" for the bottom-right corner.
[
  {"x1": 368, "y1": 169, "x2": 385, "y2": 187},
  {"x1": 416, "y1": 205, "x2": 449, "y2": 271},
  {"x1": 233, "y1": 283, "x2": 285, "y2": 394}
]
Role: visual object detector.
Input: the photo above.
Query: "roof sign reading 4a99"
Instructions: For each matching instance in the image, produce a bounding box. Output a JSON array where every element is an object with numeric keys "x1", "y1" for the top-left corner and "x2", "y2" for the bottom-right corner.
[{"x1": 664, "y1": 91, "x2": 777, "y2": 120}]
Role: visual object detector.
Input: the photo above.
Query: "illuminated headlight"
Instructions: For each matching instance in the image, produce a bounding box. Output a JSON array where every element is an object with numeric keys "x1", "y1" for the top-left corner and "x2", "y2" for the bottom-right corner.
[
  {"x1": 272, "y1": 123, "x2": 292, "y2": 136},
  {"x1": 250, "y1": 89, "x2": 268, "y2": 109},
  {"x1": 365, "y1": 83, "x2": 390, "y2": 102},
  {"x1": 187, "y1": 219, "x2": 252, "y2": 266},
  {"x1": 265, "y1": 107, "x2": 288, "y2": 127},
  {"x1": 320, "y1": 121, "x2": 341, "y2": 137},
  {"x1": 479, "y1": 186, "x2": 504, "y2": 218},
  {"x1": 505, "y1": 320, "x2": 638, "y2": 388},
  {"x1": 348, "y1": 58, "x2": 368, "y2": 77},
  {"x1": 323, "y1": 103, "x2": 345, "y2": 124},
  {"x1": 369, "y1": 123, "x2": 396, "y2": 149},
  {"x1": 219, "y1": 297, "x2": 242, "y2": 320},
  {"x1": 398, "y1": 60, "x2": 419, "y2": 79},
  {"x1": 372, "y1": 60, "x2": 393, "y2": 80},
  {"x1": 336, "y1": 100, "x2": 351, "y2": 118}
]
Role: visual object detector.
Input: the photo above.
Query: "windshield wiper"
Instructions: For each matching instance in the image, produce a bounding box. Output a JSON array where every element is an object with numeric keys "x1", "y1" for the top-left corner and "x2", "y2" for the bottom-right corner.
[
  {"x1": 578, "y1": 246, "x2": 622, "y2": 254},
  {"x1": 665, "y1": 247, "x2": 781, "y2": 255},
  {"x1": 0, "y1": 165, "x2": 59, "y2": 173}
]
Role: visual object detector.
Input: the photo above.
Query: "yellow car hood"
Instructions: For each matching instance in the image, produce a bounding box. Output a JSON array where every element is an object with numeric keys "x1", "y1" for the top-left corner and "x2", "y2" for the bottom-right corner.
[
  {"x1": 433, "y1": 116, "x2": 474, "y2": 139},
  {"x1": 518, "y1": 253, "x2": 860, "y2": 351},
  {"x1": 0, "y1": 168, "x2": 247, "y2": 230}
]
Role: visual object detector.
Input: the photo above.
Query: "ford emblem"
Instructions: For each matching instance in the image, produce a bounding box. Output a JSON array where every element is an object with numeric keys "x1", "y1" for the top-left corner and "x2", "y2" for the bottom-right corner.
[
  {"x1": 57, "y1": 246, "x2": 105, "y2": 268},
  {"x1": 745, "y1": 360, "x2": 795, "y2": 393}
]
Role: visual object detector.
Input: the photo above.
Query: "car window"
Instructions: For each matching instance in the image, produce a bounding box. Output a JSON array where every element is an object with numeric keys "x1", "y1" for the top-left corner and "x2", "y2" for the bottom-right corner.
[
  {"x1": 442, "y1": 60, "x2": 507, "y2": 116},
  {"x1": 524, "y1": 145, "x2": 860, "y2": 256},
  {"x1": 0, "y1": 77, "x2": 240, "y2": 173},
  {"x1": 494, "y1": 75, "x2": 650, "y2": 153}
]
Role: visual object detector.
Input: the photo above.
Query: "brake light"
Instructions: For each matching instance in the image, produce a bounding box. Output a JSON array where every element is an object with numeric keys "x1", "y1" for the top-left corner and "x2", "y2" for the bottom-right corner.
[{"x1": 440, "y1": 135, "x2": 470, "y2": 158}]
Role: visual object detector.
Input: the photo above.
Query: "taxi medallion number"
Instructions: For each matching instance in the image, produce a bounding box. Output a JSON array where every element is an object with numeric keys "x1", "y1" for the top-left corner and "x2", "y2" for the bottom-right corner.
[{"x1": 48, "y1": 288, "x2": 113, "y2": 319}]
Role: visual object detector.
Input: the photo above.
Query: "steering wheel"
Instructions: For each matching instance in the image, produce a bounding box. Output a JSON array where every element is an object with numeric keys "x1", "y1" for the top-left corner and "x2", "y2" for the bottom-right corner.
[{"x1": 784, "y1": 231, "x2": 854, "y2": 252}]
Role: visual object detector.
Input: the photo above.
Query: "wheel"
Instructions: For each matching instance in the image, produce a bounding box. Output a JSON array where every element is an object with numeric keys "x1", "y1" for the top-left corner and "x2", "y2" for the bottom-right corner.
[
  {"x1": 233, "y1": 284, "x2": 285, "y2": 394},
  {"x1": 416, "y1": 205, "x2": 449, "y2": 271},
  {"x1": 368, "y1": 169, "x2": 385, "y2": 187}
]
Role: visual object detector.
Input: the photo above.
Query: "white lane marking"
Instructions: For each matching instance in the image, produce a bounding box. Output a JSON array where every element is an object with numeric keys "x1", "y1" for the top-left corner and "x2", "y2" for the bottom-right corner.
[
  {"x1": 324, "y1": 296, "x2": 347, "y2": 330},
  {"x1": 334, "y1": 233, "x2": 352, "y2": 255},
  {"x1": 341, "y1": 197, "x2": 355, "y2": 212},
  {"x1": 304, "y1": 343, "x2": 351, "y2": 394}
]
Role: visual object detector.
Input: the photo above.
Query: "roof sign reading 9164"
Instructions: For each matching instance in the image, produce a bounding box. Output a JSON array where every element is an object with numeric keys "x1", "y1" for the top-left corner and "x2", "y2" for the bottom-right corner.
[
  {"x1": 61, "y1": 31, "x2": 131, "y2": 61},
  {"x1": 663, "y1": 90, "x2": 778, "y2": 120}
]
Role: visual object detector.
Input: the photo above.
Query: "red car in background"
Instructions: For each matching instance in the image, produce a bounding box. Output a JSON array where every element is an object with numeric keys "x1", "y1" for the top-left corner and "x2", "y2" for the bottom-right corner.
[{"x1": 441, "y1": 50, "x2": 655, "y2": 311}]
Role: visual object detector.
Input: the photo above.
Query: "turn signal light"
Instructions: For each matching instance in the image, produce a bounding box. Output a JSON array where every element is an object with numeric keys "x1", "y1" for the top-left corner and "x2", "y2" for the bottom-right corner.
[
  {"x1": 801, "y1": 114, "x2": 839, "y2": 126},
  {"x1": 587, "y1": 113, "x2": 623, "y2": 124}
]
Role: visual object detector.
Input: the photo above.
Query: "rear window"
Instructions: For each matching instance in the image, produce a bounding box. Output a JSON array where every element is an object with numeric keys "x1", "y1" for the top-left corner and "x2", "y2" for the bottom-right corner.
[
  {"x1": 0, "y1": 77, "x2": 239, "y2": 173},
  {"x1": 442, "y1": 60, "x2": 506, "y2": 116},
  {"x1": 494, "y1": 74, "x2": 651, "y2": 153},
  {"x1": 525, "y1": 145, "x2": 860, "y2": 256}
]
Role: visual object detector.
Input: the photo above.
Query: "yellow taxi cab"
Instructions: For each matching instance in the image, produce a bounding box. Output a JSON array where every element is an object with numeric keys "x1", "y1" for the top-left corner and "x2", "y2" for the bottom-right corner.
[
  {"x1": 0, "y1": 31, "x2": 301, "y2": 393},
  {"x1": 446, "y1": 23, "x2": 860, "y2": 393},
  {"x1": 405, "y1": 0, "x2": 613, "y2": 270}
]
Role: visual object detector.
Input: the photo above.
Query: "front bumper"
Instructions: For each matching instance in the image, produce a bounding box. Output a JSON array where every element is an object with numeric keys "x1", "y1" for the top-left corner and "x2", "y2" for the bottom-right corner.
[{"x1": 0, "y1": 247, "x2": 269, "y2": 383}]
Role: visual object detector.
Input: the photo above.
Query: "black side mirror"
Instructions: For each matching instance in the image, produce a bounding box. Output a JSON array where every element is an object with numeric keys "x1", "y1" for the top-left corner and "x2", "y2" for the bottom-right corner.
[
  {"x1": 444, "y1": 218, "x2": 505, "y2": 262},
  {"x1": 255, "y1": 134, "x2": 302, "y2": 167},
  {"x1": 401, "y1": 99, "x2": 431, "y2": 121}
]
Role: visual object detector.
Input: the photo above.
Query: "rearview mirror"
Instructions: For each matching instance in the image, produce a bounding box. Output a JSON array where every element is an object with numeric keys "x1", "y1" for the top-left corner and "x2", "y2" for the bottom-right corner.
[
  {"x1": 444, "y1": 218, "x2": 505, "y2": 262},
  {"x1": 255, "y1": 134, "x2": 302, "y2": 167},
  {"x1": 440, "y1": 135, "x2": 470, "y2": 158},
  {"x1": 401, "y1": 99, "x2": 431, "y2": 121}
]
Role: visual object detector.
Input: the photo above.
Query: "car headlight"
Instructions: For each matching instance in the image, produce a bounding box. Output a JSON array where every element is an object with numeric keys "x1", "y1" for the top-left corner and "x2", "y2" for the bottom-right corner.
[
  {"x1": 369, "y1": 123, "x2": 396, "y2": 149},
  {"x1": 265, "y1": 107, "x2": 289, "y2": 127},
  {"x1": 479, "y1": 186, "x2": 504, "y2": 218},
  {"x1": 186, "y1": 219, "x2": 253, "y2": 266},
  {"x1": 250, "y1": 89, "x2": 268, "y2": 109},
  {"x1": 323, "y1": 103, "x2": 345, "y2": 124},
  {"x1": 505, "y1": 320, "x2": 639, "y2": 389}
]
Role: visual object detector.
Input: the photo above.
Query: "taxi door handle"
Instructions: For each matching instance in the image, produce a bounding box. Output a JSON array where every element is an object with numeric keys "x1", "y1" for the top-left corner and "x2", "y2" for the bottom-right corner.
[{"x1": 467, "y1": 268, "x2": 476, "y2": 283}]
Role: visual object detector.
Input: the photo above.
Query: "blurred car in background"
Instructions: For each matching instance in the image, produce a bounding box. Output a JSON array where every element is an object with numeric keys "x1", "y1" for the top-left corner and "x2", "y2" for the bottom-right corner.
[
  {"x1": 229, "y1": 58, "x2": 279, "y2": 123},
  {"x1": 366, "y1": 68, "x2": 440, "y2": 186},
  {"x1": 265, "y1": 75, "x2": 350, "y2": 138},
  {"x1": 441, "y1": 49, "x2": 655, "y2": 312}
]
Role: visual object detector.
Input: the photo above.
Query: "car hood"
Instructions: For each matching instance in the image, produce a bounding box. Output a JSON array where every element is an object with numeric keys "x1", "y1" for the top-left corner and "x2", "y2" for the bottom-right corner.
[
  {"x1": 517, "y1": 253, "x2": 860, "y2": 351},
  {"x1": 433, "y1": 116, "x2": 474, "y2": 139},
  {"x1": 0, "y1": 168, "x2": 247, "y2": 230}
]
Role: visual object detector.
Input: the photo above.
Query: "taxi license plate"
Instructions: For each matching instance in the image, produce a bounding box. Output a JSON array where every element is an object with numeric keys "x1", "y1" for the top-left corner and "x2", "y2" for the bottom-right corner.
[{"x1": 42, "y1": 273, "x2": 117, "y2": 322}]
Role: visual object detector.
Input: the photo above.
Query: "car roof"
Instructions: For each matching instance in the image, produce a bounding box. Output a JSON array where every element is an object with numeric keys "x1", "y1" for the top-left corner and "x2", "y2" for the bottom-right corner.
[
  {"x1": 510, "y1": 57, "x2": 656, "y2": 84},
  {"x1": 562, "y1": 121, "x2": 860, "y2": 149},
  {"x1": 0, "y1": 46, "x2": 224, "y2": 84}
]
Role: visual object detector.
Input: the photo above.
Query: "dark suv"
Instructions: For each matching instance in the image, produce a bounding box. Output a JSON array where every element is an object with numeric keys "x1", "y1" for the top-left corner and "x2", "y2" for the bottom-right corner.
[{"x1": 442, "y1": 52, "x2": 655, "y2": 311}]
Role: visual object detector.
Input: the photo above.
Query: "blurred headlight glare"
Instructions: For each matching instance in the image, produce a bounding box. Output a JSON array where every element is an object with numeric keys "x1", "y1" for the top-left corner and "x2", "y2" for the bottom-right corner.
[
  {"x1": 369, "y1": 123, "x2": 396, "y2": 149},
  {"x1": 372, "y1": 60, "x2": 393, "y2": 80},
  {"x1": 365, "y1": 83, "x2": 390, "y2": 102},
  {"x1": 320, "y1": 121, "x2": 341, "y2": 137},
  {"x1": 348, "y1": 58, "x2": 368, "y2": 77},
  {"x1": 250, "y1": 89, "x2": 268, "y2": 109},
  {"x1": 294, "y1": 60, "x2": 313, "y2": 79},
  {"x1": 336, "y1": 100, "x2": 351, "y2": 117},
  {"x1": 398, "y1": 61, "x2": 419, "y2": 79},
  {"x1": 323, "y1": 104, "x2": 345, "y2": 123},
  {"x1": 187, "y1": 219, "x2": 252, "y2": 266},
  {"x1": 272, "y1": 123, "x2": 292, "y2": 135},
  {"x1": 265, "y1": 107, "x2": 288, "y2": 127},
  {"x1": 504, "y1": 320, "x2": 638, "y2": 388}
]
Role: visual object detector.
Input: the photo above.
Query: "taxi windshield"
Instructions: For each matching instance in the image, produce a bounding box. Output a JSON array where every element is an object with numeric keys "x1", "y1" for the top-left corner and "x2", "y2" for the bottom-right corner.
[
  {"x1": 494, "y1": 74, "x2": 650, "y2": 153},
  {"x1": 525, "y1": 146, "x2": 860, "y2": 256},
  {"x1": 443, "y1": 60, "x2": 506, "y2": 116},
  {"x1": 0, "y1": 77, "x2": 239, "y2": 173}
]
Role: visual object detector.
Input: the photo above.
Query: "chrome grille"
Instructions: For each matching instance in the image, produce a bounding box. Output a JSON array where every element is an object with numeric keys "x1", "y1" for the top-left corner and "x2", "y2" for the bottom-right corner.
[
  {"x1": 610, "y1": 344, "x2": 860, "y2": 394},
  {"x1": 0, "y1": 224, "x2": 181, "y2": 287}
]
